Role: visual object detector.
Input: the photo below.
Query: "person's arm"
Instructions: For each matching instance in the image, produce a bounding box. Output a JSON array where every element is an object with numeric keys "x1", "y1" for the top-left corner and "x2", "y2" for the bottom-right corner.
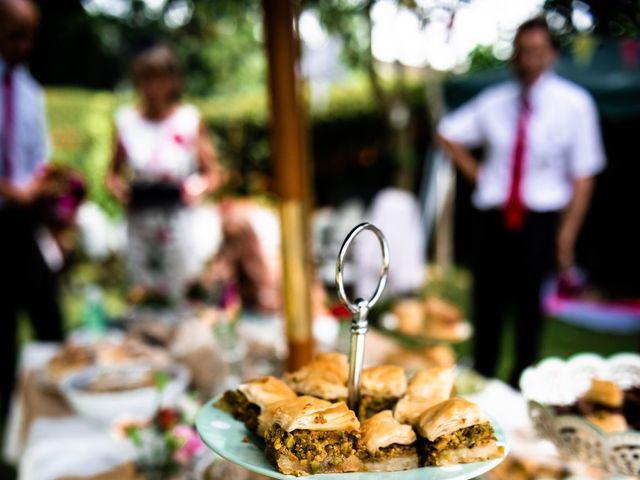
[
  {"x1": 558, "y1": 94, "x2": 606, "y2": 272},
  {"x1": 0, "y1": 178, "x2": 38, "y2": 204},
  {"x1": 557, "y1": 177, "x2": 594, "y2": 272},
  {"x1": 183, "y1": 120, "x2": 223, "y2": 204},
  {"x1": 436, "y1": 133, "x2": 479, "y2": 184},
  {"x1": 0, "y1": 89, "x2": 48, "y2": 205},
  {"x1": 436, "y1": 95, "x2": 485, "y2": 183},
  {"x1": 197, "y1": 120, "x2": 221, "y2": 190},
  {"x1": 105, "y1": 129, "x2": 130, "y2": 205}
]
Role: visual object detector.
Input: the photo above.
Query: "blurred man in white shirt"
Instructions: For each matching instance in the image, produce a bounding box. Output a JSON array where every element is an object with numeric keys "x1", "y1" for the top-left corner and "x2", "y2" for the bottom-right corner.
[
  {"x1": 0, "y1": 0, "x2": 62, "y2": 424},
  {"x1": 438, "y1": 18, "x2": 605, "y2": 386}
]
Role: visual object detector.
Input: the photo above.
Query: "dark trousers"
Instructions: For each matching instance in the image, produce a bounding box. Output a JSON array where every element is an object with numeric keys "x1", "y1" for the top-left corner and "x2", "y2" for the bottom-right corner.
[
  {"x1": 471, "y1": 208, "x2": 558, "y2": 387},
  {"x1": 0, "y1": 206, "x2": 63, "y2": 424}
]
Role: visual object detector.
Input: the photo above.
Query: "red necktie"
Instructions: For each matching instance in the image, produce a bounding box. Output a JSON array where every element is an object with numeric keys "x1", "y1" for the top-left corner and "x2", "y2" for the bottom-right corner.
[
  {"x1": 503, "y1": 94, "x2": 531, "y2": 231},
  {"x1": 2, "y1": 68, "x2": 14, "y2": 180}
]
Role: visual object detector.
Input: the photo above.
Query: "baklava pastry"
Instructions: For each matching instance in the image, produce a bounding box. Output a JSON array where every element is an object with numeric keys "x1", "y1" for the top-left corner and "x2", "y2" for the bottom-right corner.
[
  {"x1": 423, "y1": 297, "x2": 463, "y2": 324},
  {"x1": 359, "y1": 365, "x2": 407, "y2": 419},
  {"x1": 393, "y1": 366, "x2": 455, "y2": 425},
  {"x1": 45, "y1": 344, "x2": 95, "y2": 384},
  {"x1": 406, "y1": 366, "x2": 456, "y2": 398},
  {"x1": 586, "y1": 411, "x2": 628, "y2": 433},
  {"x1": 583, "y1": 379, "x2": 624, "y2": 409},
  {"x1": 393, "y1": 299, "x2": 425, "y2": 335},
  {"x1": 358, "y1": 410, "x2": 419, "y2": 472},
  {"x1": 284, "y1": 352, "x2": 349, "y2": 401},
  {"x1": 394, "y1": 394, "x2": 448, "y2": 426},
  {"x1": 417, "y1": 398, "x2": 503, "y2": 466},
  {"x1": 383, "y1": 345, "x2": 457, "y2": 371},
  {"x1": 264, "y1": 396, "x2": 362, "y2": 475},
  {"x1": 215, "y1": 376, "x2": 296, "y2": 432}
]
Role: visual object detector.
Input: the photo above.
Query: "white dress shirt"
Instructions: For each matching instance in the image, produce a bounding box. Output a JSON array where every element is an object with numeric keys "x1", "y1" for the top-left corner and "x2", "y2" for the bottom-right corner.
[
  {"x1": 0, "y1": 57, "x2": 49, "y2": 190},
  {"x1": 438, "y1": 71, "x2": 606, "y2": 211}
]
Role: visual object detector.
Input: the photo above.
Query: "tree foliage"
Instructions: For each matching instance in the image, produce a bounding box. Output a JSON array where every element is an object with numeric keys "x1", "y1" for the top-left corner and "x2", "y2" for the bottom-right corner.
[
  {"x1": 545, "y1": 0, "x2": 640, "y2": 36},
  {"x1": 31, "y1": 0, "x2": 265, "y2": 96}
]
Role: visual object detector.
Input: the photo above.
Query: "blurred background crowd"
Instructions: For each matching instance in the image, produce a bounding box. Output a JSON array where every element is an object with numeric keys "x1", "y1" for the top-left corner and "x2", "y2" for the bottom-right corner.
[{"x1": 1, "y1": 0, "x2": 640, "y2": 479}]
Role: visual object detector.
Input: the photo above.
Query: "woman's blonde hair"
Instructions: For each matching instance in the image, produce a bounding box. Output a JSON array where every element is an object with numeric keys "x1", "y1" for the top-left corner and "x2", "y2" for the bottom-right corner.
[{"x1": 131, "y1": 43, "x2": 183, "y2": 98}]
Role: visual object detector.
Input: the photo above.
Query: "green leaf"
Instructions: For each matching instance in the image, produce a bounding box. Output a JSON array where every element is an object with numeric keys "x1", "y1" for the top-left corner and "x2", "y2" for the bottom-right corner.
[
  {"x1": 154, "y1": 371, "x2": 170, "y2": 392},
  {"x1": 125, "y1": 425, "x2": 142, "y2": 446}
]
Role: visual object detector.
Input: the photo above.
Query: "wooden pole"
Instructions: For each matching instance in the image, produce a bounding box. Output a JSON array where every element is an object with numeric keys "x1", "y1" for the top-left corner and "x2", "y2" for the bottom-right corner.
[{"x1": 262, "y1": 0, "x2": 314, "y2": 370}]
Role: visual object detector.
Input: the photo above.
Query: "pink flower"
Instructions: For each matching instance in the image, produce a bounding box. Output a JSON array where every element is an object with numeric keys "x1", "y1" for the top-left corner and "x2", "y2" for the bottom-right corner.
[{"x1": 172, "y1": 425, "x2": 204, "y2": 464}]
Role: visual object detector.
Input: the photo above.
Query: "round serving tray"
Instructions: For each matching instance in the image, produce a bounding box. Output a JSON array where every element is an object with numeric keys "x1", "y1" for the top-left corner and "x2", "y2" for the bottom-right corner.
[{"x1": 195, "y1": 396, "x2": 508, "y2": 480}]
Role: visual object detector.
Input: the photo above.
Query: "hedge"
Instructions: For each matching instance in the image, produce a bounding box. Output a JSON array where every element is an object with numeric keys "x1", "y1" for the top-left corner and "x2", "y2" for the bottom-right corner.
[{"x1": 46, "y1": 78, "x2": 429, "y2": 215}]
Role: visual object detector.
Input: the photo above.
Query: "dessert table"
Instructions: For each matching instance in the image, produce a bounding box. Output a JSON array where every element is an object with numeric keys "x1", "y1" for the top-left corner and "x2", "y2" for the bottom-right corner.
[
  {"x1": 4, "y1": 340, "x2": 632, "y2": 480},
  {"x1": 3, "y1": 312, "x2": 285, "y2": 480},
  {"x1": 3, "y1": 343, "x2": 138, "y2": 480}
]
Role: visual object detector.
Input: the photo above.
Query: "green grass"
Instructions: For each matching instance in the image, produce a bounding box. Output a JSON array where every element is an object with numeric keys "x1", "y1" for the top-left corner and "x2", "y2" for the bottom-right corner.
[{"x1": 541, "y1": 319, "x2": 637, "y2": 357}]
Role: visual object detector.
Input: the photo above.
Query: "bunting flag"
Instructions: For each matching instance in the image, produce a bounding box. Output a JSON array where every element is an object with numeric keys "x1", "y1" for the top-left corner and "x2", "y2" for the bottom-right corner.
[
  {"x1": 572, "y1": 34, "x2": 598, "y2": 66},
  {"x1": 620, "y1": 38, "x2": 640, "y2": 69}
]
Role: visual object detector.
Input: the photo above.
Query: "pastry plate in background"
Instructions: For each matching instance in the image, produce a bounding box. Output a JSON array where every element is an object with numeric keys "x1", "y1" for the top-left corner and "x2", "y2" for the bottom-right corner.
[
  {"x1": 196, "y1": 397, "x2": 508, "y2": 480},
  {"x1": 520, "y1": 353, "x2": 640, "y2": 477},
  {"x1": 377, "y1": 312, "x2": 473, "y2": 346}
]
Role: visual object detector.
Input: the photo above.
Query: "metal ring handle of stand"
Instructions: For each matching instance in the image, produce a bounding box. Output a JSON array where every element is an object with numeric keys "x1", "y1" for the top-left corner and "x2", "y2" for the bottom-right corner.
[
  {"x1": 335, "y1": 223, "x2": 390, "y2": 413},
  {"x1": 336, "y1": 223, "x2": 390, "y2": 314}
]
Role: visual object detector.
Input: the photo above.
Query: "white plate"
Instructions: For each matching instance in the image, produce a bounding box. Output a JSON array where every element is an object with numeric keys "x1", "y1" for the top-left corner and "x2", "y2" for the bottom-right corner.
[{"x1": 60, "y1": 364, "x2": 190, "y2": 426}]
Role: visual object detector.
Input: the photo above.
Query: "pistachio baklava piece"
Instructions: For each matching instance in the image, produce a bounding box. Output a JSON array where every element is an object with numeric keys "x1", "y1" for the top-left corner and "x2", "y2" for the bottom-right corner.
[
  {"x1": 284, "y1": 352, "x2": 349, "y2": 401},
  {"x1": 359, "y1": 365, "x2": 407, "y2": 419},
  {"x1": 405, "y1": 366, "x2": 456, "y2": 398},
  {"x1": 358, "y1": 410, "x2": 419, "y2": 472},
  {"x1": 215, "y1": 376, "x2": 297, "y2": 433},
  {"x1": 394, "y1": 366, "x2": 455, "y2": 425},
  {"x1": 264, "y1": 396, "x2": 362, "y2": 475},
  {"x1": 417, "y1": 398, "x2": 503, "y2": 466}
]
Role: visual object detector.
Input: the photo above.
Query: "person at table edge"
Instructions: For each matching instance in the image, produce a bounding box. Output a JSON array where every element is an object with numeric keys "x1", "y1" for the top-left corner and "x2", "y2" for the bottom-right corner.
[
  {"x1": 437, "y1": 17, "x2": 606, "y2": 386},
  {"x1": 0, "y1": 0, "x2": 63, "y2": 424}
]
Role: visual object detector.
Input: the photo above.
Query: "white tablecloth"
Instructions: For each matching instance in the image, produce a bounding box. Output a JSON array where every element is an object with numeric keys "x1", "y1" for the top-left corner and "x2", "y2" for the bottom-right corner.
[
  {"x1": 3, "y1": 342, "x2": 59, "y2": 464},
  {"x1": 3, "y1": 343, "x2": 136, "y2": 480},
  {"x1": 19, "y1": 417, "x2": 134, "y2": 480}
]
